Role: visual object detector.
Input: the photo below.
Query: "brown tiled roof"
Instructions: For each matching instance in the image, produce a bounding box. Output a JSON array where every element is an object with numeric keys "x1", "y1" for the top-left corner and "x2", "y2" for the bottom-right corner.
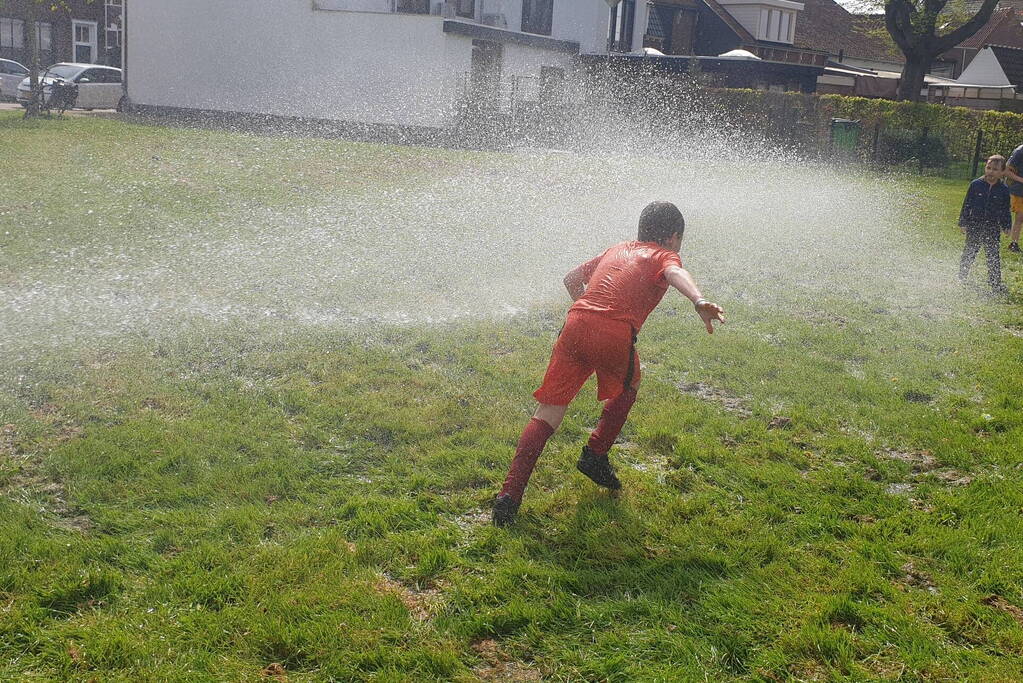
[
  {"x1": 792, "y1": 0, "x2": 902, "y2": 63},
  {"x1": 958, "y1": 7, "x2": 1023, "y2": 49}
]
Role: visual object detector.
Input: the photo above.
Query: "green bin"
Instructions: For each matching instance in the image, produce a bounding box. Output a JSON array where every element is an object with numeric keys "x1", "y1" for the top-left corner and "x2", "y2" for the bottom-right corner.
[{"x1": 830, "y1": 118, "x2": 861, "y2": 152}]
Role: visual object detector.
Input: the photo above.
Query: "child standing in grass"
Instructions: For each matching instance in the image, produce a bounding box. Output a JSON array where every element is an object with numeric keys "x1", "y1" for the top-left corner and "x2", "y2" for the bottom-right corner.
[
  {"x1": 492, "y1": 201, "x2": 725, "y2": 527},
  {"x1": 959, "y1": 154, "x2": 1010, "y2": 295}
]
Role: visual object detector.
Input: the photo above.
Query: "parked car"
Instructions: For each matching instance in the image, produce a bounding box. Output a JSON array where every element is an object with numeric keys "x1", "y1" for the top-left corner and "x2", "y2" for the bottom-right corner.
[
  {"x1": 16, "y1": 63, "x2": 122, "y2": 110},
  {"x1": 0, "y1": 58, "x2": 29, "y2": 100}
]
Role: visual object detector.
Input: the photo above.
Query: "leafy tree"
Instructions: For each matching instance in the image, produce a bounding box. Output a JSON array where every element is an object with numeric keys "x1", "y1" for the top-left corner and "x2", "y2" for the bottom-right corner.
[{"x1": 884, "y1": 0, "x2": 1000, "y2": 101}]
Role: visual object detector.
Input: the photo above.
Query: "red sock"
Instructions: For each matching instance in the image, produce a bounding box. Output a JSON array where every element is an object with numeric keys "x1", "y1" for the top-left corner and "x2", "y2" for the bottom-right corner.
[
  {"x1": 499, "y1": 417, "x2": 555, "y2": 503},
  {"x1": 587, "y1": 388, "x2": 637, "y2": 455}
]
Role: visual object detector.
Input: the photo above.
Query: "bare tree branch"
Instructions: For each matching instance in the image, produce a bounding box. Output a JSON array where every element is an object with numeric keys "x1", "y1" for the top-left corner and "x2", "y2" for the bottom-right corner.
[
  {"x1": 885, "y1": 0, "x2": 1002, "y2": 100},
  {"x1": 933, "y1": 0, "x2": 1000, "y2": 51}
]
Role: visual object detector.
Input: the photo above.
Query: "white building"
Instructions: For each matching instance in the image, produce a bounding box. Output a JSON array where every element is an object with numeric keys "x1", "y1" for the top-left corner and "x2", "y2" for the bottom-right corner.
[{"x1": 125, "y1": 0, "x2": 647, "y2": 130}]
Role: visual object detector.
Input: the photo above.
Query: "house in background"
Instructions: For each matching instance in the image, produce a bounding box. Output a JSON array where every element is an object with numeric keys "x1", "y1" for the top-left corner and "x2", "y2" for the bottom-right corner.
[
  {"x1": 0, "y1": 0, "x2": 123, "y2": 69},
  {"x1": 125, "y1": 0, "x2": 620, "y2": 131},
  {"x1": 620, "y1": 0, "x2": 829, "y2": 92},
  {"x1": 790, "y1": 0, "x2": 905, "y2": 96},
  {"x1": 941, "y1": 5, "x2": 1023, "y2": 79},
  {"x1": 793, "y1": 0, "x2": 1023, "y2": 110}
]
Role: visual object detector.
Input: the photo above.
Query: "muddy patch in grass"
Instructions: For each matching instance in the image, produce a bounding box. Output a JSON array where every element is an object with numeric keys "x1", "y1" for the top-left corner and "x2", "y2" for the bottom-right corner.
[
  {"x1": 929, "y1": 469, "x2": 973, "y2": 487},
  {"x1": 876, "y1": 448, "x2": 974, "y2": 493},
  {"x1": 676, "y1": 382, "x2": 752, "y2": 418},
  {"x1": 983, "y1": 595, "x2": 1023, "y2": 626},
  {"x1": 261, "y1": 662, "x2": 289, "y2": 680},
  {"x1": 898, "y1": 561, "x2": 937, "y2": 594},
  {"x1": 879, "y1": 448, "x2": 937, "y2": 472},
  {"x1": 3, "y1": 470, "x2": 93, "y2": 532},
  {"x1": 472, "y1": 639, "x2": 541, "y2": 682},
  {"x1": 373, "y1": 573, "x2": 444, "y2": 622},
  {"x1": 1, "y1": 417, "x2": 91, "y2": 531}
]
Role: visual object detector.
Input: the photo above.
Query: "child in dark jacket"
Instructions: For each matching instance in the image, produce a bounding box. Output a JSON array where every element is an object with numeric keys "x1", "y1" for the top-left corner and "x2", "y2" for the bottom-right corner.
[{"x1": 959, "y1": 155, "x2": 1010, "y2": 294}]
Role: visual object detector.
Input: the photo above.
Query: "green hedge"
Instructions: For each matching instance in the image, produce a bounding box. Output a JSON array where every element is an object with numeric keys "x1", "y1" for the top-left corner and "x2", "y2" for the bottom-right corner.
[
  {"x1": 702, "y1": 89, "x2": 1023, "y2": 142},
  {"x1": 816, "y1": 94, "x2": 1023, "y2": 140}
]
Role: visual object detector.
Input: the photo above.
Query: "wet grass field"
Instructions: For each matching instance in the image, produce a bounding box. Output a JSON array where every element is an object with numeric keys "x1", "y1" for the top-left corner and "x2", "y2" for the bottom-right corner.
[{"x1": 2, "y1": 111, "x2": 1023, "y2": 680}]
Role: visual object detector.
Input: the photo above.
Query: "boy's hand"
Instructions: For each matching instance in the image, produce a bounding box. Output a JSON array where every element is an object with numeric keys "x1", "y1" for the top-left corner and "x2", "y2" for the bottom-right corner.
[{"x1": 695, "y1": 300, "x2": 725, "y2": 334}]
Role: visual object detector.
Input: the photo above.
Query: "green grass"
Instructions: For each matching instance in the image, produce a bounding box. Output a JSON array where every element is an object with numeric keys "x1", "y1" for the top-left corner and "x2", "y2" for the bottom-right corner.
[{"x1": 2, "y1": 111, "x2": 1023, "y2": 681}]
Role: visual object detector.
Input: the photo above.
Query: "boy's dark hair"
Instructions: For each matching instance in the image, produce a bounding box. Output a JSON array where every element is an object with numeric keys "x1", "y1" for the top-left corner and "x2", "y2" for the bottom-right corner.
[{"x1": 638, "y1": 201, "x2": 684, "y2": 244}]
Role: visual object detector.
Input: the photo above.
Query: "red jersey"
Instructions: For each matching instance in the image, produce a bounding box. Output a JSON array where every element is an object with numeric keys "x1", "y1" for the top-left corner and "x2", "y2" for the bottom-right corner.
[{"x1": 568, "y1": 241, "x2": 683, "y2": 331}]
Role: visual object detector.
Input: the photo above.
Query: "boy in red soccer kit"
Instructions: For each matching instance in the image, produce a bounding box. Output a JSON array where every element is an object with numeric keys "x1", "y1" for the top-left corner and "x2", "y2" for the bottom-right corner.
[{"x1": 493, "y1": 201, "x2": 725, "y2": 526}]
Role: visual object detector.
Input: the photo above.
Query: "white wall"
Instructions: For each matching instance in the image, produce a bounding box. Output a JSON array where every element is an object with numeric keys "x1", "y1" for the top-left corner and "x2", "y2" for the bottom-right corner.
[
  {"x1": 552, "y1": 0, "x2": 609, "y2": 55},
  {"x1": 128, "y1": 0, "x2": 471, "y2": 128},
  {"x1": 474, "y1": 0, "x2": 608, "y2": 53},
  {"x1": 501, "y1": 41, "x2": 573, "y2": 101},
  {"x1": 727, "y1": 6, "x2": 762, "y2": 38},
  {"x1": 503, "y1": 42, "x2": 573, "y2": 77},
  {"x1": 482, "y1": 0, "x2": 523, "y2": 31}
]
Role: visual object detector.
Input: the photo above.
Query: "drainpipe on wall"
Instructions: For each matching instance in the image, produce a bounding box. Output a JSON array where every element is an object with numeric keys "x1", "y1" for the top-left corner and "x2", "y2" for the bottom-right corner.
[{"x1": 121, "y1": 0, "x2": 128, "y2": 106}]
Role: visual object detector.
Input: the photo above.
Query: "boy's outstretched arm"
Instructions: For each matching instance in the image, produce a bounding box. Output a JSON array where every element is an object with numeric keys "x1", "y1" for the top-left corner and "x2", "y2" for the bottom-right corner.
[
  {"x1": 563, "y1": 255, "x2": 601, "y2": 301},
  {"x1": 663, "y1": 265, "x2": 726, "y2": 334}
]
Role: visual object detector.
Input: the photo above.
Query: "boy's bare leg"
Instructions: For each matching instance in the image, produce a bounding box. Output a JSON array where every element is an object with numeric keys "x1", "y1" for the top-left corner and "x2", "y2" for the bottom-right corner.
[
  {"x1": 1010, "y1": 213, "x2": 1023, "y2": 249},
  {"x1": 534, "y1": 403, "x2": 568, "y2": 430}
]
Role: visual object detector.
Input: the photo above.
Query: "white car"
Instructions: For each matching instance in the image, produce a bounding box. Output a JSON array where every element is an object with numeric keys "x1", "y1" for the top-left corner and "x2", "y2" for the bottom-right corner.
[
  {"x1": 16, "y1": 63, "x2": 122, "y2": 110},
  {"x1": 0, "y1": 58, "x2": 29, "y2": 100}
]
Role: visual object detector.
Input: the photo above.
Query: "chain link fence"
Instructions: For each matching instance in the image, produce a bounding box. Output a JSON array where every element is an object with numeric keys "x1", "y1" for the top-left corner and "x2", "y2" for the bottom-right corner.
[{"x1": 825, "y1": 118, "x2": 1023, "y2": 179}]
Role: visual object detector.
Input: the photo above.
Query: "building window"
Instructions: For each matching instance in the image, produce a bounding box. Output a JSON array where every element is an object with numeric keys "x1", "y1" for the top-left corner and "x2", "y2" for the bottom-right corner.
[
  {"x1": 106, "y1": 0, "x2": 123, "y2": 48},
  {"x1": 34, "y1": 22, "x2": 52, "y2": 53},
  {"x1": 758, "y1": 9, "x2": 794, "y2": 43},
  {"x1": 0, "y1": 18, "x2": 25, "y2": 49},
  {"x1": 456, "y1": 0, "x2": 475, "y2": 19},
  {"x1": 608, "y1": 0, "x2": 635, "y2": 52},
  {"x1": 521, "y1": 0, "x2": 553, "y2": 35},
  {"x1": 73, "y1": 21, "x2": 97, "y2": 63}
]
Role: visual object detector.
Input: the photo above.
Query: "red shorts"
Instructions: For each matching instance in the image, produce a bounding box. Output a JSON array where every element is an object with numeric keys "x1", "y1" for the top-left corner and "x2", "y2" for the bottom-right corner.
[{"x1": 533, "y1": 311, "x2": 639, "y2": 406}]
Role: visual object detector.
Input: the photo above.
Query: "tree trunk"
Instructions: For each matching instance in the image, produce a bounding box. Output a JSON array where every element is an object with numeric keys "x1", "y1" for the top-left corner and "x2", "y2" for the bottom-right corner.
[
  {"x1": 897, "y1": 55, "x2": 928, "y2": 102},
  {"x1": 24, "y1": 1, "x2": 41, "y2": 118}
]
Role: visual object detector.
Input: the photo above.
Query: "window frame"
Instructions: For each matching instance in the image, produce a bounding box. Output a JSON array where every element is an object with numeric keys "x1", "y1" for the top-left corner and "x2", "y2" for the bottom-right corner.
[
  {"x1": 521, "y1": 0, "x2": 554, "y2": 36},
  {"x1": 1, "y1": 17, "x2": 25, "y2": 50},
  {"x1": 72, "y1": 19, "x2": 98, "y2": 64},
  {"x1": 34, "y1": 21, "x2": 53, "y2": 53}
]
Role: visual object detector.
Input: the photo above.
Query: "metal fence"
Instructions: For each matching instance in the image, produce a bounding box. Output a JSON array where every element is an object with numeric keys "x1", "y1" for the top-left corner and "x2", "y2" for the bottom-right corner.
[{"x1": 825, "y1": 119, "x2": 1023, "y2": 179}]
